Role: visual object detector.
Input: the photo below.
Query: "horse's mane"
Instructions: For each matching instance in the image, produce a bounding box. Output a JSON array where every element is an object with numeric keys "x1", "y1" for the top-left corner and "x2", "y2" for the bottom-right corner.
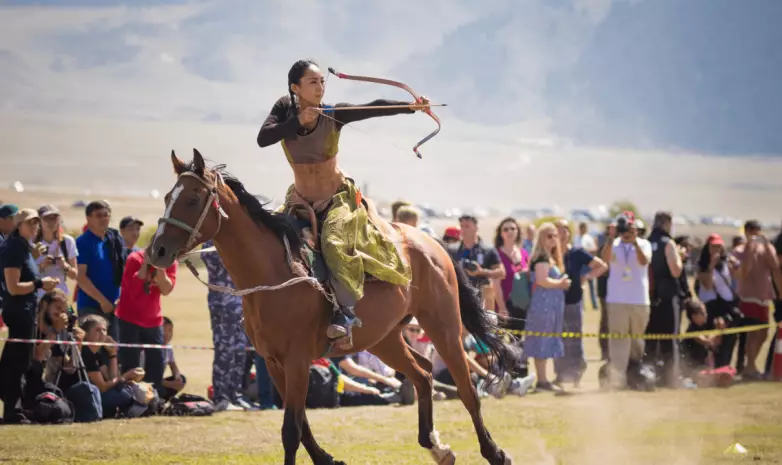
[{"x1": 182, "y1": 161, "x2": 301, "y2": 252}]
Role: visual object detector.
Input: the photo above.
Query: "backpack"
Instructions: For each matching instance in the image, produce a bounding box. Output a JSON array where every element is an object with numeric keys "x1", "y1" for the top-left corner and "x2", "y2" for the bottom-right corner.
[
  {"x1": 30, "y1": 384, "x2": 75, "y2": 425},
  {"x1": 162, "y1": 394, "x2": 215, "y2": 417},
  {"x1": 58, "y1": 343, "x2": 103, "y2": 423},
  {"x1": 306, "y1": 365, "x2": 339, "y2": 409},
  {"x1": 508, "y1": 271, "x2": 533, "y2": 311}
]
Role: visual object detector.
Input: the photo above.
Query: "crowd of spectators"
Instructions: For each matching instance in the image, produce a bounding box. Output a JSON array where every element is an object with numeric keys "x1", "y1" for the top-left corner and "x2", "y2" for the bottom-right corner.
[{"x1": 1, "y1": 197, "x2": 781, "y2": 425}]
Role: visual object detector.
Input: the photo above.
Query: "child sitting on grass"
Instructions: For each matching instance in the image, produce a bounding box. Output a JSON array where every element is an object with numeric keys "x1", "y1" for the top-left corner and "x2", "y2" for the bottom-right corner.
[
  {"x1": 681, "y1": 301, "x2": 734, "y2": 388},
  {"x1": 161, "y1": 317, "x2": 186, "y2": 400}
]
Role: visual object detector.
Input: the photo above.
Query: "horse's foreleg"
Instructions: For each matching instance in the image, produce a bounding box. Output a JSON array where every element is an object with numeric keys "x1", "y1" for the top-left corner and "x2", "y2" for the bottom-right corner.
[
  {"x1": 370, "y1": 330, "x2": 455, "y2": 465},
  {"x1": 268, "y1": 358, "x2": 342, "y2": 465},
  {"x1": 280, "y1": 357, "x2": 311, "y2": 465}
]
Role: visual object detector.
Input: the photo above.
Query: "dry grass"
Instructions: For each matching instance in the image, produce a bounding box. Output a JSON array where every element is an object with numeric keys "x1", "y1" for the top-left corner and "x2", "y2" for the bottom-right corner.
[{"x1": 2, "y1": 271, "x2": 781, "y2": 464}]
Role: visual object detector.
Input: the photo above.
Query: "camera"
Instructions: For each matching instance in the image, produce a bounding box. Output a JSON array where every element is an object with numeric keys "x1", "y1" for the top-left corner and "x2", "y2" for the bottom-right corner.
[
  {"x1": 462, "y1": 260, "x2": 479, "y2": 272},
  {"x1": 616, "y1": 215, "x2": 634, "y2": 235}
]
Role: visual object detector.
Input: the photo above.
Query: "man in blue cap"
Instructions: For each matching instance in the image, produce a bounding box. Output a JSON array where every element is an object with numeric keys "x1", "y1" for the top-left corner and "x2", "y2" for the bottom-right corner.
[{"x1": 0, "y1": 204, "x2": 19, "y2": 243}]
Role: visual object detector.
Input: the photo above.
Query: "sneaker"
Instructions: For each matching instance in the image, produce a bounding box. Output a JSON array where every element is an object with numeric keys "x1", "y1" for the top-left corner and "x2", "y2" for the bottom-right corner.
[
  {"x1": 432, "y1": 391, "x2": 447, "y2": 401},
  {"x1": 379, "y1": 391, "x2": 403, "y2": 404},
  {"x1": 509, "y1": 373, "x2": 537, "y2": 397},
  {"x1": 680, "y1": 378, "x2": 698, "y2": 390},
  {"x1": 483, "y1": 373, "x2": 513, "y2": 399},
  {"x1": 235, "y1": 396, "x2": 260, "y2": 411},
  {"x1": 214, "y1": 399, "x2": 244, "y2": 412},
  {"x1": 534, "y1": 381, "x2": 561, "y2": 393}
]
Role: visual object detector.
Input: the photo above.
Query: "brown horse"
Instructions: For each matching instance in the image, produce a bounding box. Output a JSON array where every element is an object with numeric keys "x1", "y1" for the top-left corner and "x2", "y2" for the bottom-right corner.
[{"x1": 147, "y1": 149, "x2": 519, "y2": 465}]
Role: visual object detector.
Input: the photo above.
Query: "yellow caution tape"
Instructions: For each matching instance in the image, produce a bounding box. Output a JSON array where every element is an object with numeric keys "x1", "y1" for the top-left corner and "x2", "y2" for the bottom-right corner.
[{"x1": 499, "y1": 323, "x2": 776, "y2": 340}]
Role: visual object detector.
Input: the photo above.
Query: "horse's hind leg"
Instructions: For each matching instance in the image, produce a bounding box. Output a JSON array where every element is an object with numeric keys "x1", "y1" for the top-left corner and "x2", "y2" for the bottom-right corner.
[
  {"x1": 370, "y1": 330, "x2": 456, "y2": 465},
  {"x1": 419, "y1": 316, "x2": 510, "y2": 465},
  {"x1": 268, "y1": 358, "x2": 344, "y2": 465}
]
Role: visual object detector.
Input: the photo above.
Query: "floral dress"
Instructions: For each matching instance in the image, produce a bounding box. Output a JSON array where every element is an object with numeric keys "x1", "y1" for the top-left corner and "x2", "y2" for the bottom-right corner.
[{"x1": 523, "y1": 258, "x2": 565, "y2": 359}]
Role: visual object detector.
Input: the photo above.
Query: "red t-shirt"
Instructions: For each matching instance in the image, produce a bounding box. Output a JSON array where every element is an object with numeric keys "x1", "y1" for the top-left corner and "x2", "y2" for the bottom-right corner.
[{"x1": 115, "y1": 250, "x2": 178, "y2": 328}]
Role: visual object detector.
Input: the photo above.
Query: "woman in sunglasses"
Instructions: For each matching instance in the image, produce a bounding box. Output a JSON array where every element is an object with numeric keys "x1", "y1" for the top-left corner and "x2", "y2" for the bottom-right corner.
[
  {"x1": 492, "y1": 217, "x2": 529, "y2": 330},
  {"x1": 523, "y1": 222, "x2": 571, "y2": 392}
]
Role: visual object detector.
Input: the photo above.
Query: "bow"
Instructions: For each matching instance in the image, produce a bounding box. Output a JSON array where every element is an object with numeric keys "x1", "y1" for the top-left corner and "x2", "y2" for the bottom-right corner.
[{"x1": 328, "y1": 67, "x2": 441, "y2": 159}]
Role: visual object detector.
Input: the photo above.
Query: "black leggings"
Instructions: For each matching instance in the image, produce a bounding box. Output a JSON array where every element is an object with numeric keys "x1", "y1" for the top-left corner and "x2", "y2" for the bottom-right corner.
[
  {"x1": 0, "y1": 305, "x2": 36, "y2": 419},
  {"x1": 705, "y1": 300, "x2": 738, "y2": 368}
]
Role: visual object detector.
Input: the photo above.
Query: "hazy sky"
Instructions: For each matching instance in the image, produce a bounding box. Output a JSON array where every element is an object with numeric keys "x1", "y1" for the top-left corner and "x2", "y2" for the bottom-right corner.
[{"x1": 0, "y1": 0, "x2": 780, "y2": 221}]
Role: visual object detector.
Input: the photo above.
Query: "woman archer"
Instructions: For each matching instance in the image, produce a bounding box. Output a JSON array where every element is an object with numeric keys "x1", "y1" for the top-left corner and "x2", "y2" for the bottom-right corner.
[{"x1": 257, "y1": 59, "x2": 431, "y2": 348}]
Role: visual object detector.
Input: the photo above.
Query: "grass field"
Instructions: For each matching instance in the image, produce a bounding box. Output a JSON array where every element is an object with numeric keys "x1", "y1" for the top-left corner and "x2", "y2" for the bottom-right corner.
[{"x1": 1, "y1": 271, "x2": 781, "y2": 464}]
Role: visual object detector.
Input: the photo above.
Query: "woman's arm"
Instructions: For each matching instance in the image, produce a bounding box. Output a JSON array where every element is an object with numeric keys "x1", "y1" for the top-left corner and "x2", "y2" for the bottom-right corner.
[
  {"x1": 87, "y1": 371, "x2": 120, "y2": 393},
  {"x1": 257, "y1": 97, "x2": 302, "y2": 147},
  {"x1": 3, "y1": 268, "x2": 36, "y2": 296},
  {"x1": 534, "y1": 262, "x2": 566, "y2": 289},
  {"x1": 492, "y1": 277, "x2": 508, "y2": 315},
  {"x1": 584, "y1": 256, "x2": 608, "y2": 281},
  {"x1": 338, "y1": 357, "x2": 401, "y2": 389},
  {"x1": 64, "y1": 256, "x2": 78, "y2": 280},
  {"x1": 466, "y1": 354, "x2": 489, "y2": 378},
  {"x1": 340, "y1": 374, "x2": 381, "y2": 395},
  {"x1": 331, "y1": 100, "x2": 415, "y2": 128}
]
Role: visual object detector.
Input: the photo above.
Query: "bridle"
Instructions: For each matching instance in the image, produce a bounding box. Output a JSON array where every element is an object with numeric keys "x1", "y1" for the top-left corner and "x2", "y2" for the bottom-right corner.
[
  {"x1": 156, "y1": 170, "x2": 229, "y2": 255},
  {"x1": 155, "y1": 169, "x2": 325, "y2": 298}
]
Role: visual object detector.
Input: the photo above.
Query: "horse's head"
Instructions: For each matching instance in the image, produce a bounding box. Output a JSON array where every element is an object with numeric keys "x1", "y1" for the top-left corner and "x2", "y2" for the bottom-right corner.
[{"x1": 146, "y1": 148, "x2": 228, "y2": 268}]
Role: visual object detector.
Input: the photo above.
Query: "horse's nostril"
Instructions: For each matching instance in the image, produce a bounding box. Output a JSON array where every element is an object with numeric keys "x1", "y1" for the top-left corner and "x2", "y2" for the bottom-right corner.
[{"x1": 157, "y1": 246, "x2": 167, "y2": 258}]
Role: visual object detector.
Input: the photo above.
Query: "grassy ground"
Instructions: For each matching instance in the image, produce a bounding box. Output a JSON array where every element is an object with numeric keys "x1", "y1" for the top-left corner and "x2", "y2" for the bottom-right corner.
[{"x1": 1, "y1": 271, "x2": 781, "y2": 464}]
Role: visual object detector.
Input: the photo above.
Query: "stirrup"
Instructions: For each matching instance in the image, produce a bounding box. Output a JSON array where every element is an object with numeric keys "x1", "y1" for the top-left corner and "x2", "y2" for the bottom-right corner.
[{"x1": 327, "y1": 307, "x2": 361, "y2": 349}]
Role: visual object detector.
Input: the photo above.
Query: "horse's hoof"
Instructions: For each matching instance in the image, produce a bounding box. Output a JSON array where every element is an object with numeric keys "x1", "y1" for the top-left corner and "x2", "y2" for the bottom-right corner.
[
  {"x1": 503, "y1": 453, "x2": 513, "y2": 465},
  {"x1": 430, "y1": 448, "x2": 456, "y2": 465}
]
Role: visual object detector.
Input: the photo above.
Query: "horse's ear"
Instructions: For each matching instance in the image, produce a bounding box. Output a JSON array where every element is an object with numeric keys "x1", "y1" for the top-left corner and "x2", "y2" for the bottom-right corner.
[
  {"x1": 193, "y1": 148, "x2": 206, "y2": 176},
  {"x1": 171, "y1": 150, "x2": 186, "y2": 175}
]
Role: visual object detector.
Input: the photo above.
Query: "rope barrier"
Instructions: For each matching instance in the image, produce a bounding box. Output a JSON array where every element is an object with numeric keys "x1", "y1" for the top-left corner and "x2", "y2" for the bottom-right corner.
[{"x1": 1, "y1": 323, "x2": 774, "y2": 351}]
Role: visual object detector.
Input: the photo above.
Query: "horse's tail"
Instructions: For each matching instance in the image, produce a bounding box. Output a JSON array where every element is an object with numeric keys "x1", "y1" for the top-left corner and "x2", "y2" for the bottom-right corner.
[{"x1": 452, "y1": 257, "x2": 520, "y2": 382}]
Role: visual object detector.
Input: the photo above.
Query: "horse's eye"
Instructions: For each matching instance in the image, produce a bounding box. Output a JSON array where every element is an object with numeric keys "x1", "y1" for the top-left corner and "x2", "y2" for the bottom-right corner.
[{"x1": 187, "y1": 196, "x2": 199, "y2": 207}]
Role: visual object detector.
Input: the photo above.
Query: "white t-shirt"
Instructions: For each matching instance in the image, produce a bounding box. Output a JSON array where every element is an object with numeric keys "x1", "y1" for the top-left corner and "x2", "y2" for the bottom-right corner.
[
  {"x1": 698, "y1": 263, "x2": 735, "y2": 303},
  {"x1": 606, "y1": 238, "x2": 652, "y2": 306},
  {"x1": 575, "y1": 234, "x2": 596, "y2": 252},
  {"x1": 35, "y1": 235, "x2": 78, "y2": 296}
]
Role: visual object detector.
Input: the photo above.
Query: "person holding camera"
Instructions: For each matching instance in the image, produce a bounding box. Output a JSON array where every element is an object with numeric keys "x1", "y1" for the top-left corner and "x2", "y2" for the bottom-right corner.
[
  {"x1": 696, "y1": 234, "x2": 741, "y2": 368},
  {"x1": 596, "y1": 222, "x2": 617, "y2": 361},
  {"x1": 0, "y1": 209, "x2": 60, "y2": 423},
  {"x1": 448, "y1": 215, "x2": 504, "y2": 308},
  {"x1": 28, "y1": 289, "x2": 84, "y2": 396},
  {"x1": 644, "y1": 212, "x2": 685, "y2": 388},
  {"x1": 35, "y1": 205, "x2": 78, "y2": 297},
  {"x1": 601, "y1": 211, "x2": 653, "y2": 390}
]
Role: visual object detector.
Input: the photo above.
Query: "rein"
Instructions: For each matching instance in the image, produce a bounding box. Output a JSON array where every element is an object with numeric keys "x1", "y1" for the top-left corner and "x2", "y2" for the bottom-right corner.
[{"x1": 159, "y1": 169, "x2": 322, "y2": 297}]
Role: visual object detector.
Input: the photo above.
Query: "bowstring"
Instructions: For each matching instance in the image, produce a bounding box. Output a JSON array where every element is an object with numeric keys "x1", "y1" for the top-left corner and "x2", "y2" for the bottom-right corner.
[{"x1": 320, "y1": 70, "x2": 414, "y2": 156}]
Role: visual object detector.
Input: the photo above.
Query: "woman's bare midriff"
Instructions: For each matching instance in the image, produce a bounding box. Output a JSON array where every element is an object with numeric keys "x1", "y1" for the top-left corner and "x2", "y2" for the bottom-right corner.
[{"x1": 290, "y1": 156, "x2": 345, "y2": 204}]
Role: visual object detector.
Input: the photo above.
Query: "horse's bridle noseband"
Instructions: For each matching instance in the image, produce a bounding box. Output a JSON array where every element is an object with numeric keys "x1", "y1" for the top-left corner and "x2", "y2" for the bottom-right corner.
[{"x1": 156, "y1": 170, "x2": 228, "y2": 254}]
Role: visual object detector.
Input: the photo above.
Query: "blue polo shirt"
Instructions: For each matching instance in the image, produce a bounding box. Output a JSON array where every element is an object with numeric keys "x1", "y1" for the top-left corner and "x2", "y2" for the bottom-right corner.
[{"x1": 76, "y1": 230, "x2": 120, "y2": 310}]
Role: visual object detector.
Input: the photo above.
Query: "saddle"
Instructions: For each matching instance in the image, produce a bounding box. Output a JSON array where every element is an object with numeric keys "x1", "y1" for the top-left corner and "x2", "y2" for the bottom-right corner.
[
  {"x1": 282, "y1": 190, "x2": 331, "y2": 285},
  {"x1": 283, "y1": 189, "x2": 401, "y2": 286}
]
